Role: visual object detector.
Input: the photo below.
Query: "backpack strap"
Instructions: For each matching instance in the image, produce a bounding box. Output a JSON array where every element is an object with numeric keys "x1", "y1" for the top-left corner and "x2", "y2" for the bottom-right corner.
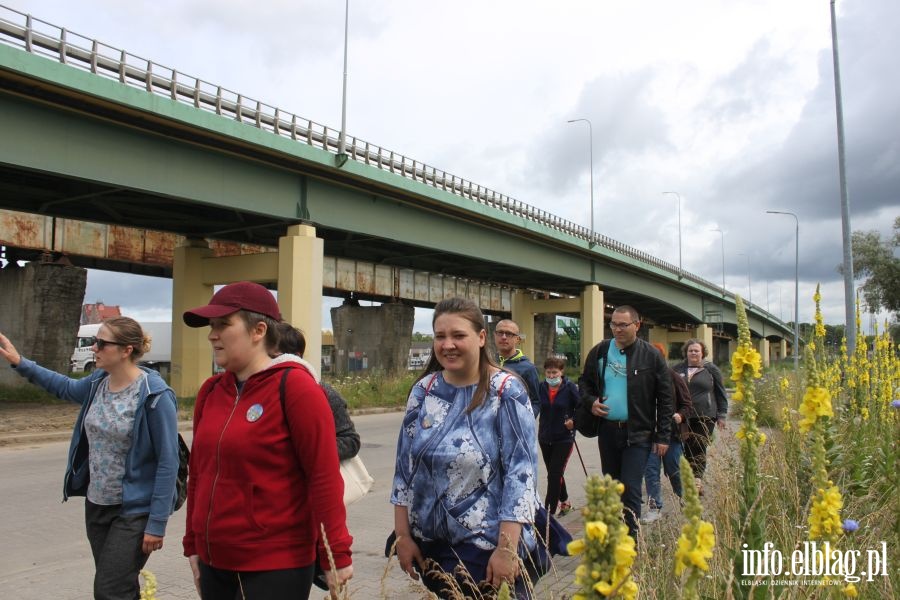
[{"x1": 279, "y1": 368, "x2": 295, "y2": 437}]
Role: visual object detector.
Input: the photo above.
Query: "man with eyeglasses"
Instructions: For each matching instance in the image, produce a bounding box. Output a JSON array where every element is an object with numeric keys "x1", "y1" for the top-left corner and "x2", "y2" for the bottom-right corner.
[
  {"x1": 494, "y1": 319, "x2": 540, "y2": 417},
  {"x1": 575, "y1": 305, "x2": 674, "y2": 540}
]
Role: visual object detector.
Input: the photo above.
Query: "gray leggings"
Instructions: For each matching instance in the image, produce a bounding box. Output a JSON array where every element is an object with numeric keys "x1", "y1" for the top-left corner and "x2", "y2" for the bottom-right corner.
[{"x1": 85, "y1": 500, "x2": 150, "y2": 600}]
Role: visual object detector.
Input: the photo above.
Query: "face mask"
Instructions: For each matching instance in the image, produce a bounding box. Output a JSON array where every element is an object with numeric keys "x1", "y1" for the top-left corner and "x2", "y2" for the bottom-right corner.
[{"x1": 546, "y1": 377, "x2": 562, "y2": 386}]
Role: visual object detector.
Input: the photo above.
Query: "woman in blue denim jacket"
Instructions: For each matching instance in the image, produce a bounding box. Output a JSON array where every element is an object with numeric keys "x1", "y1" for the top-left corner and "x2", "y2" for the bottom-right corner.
[{"x1": 0, "y1": 317, "x2": 179, "y2": 600}]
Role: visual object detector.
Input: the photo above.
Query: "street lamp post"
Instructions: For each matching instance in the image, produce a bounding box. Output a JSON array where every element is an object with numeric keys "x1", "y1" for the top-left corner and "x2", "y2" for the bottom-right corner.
[
  {"x1": 711, "y1": 228, "x2": 725, "y2": 297},
  {"x1": 663, "y1": 191, "x2": 682, "y2": 275},
  {"x1": 767, "y1": 210, "x2": 800, "y2": 371},
  {"x1": 567, "y1": 118, "x2": 594, "y2": 243},
  {"x1": 336, "y1": 0, "x2": 350, "y2": 164},
  {"x1": 738, "y1": 252, "x2": 752, "y2": 307}
]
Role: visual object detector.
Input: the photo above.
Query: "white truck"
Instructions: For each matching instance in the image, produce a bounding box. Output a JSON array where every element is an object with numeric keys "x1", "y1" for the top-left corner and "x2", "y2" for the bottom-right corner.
[{"x1": 71, "y1": 322, "x2": 172, "y2": 375}]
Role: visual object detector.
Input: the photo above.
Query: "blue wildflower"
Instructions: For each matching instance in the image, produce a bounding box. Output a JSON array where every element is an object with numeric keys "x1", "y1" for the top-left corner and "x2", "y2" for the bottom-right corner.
[
  {"x1": 892, "y1": 400, "x2": 900, "y2": 409},
  {"x1": 842, "y1": 519, "x2": 859, "y2": 533}
]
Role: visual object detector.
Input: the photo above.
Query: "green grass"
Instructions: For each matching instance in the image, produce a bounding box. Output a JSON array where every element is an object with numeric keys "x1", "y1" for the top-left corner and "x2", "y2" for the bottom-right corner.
[{"x1": 326, "y1": 370, "x2": 419, "y2": 410}]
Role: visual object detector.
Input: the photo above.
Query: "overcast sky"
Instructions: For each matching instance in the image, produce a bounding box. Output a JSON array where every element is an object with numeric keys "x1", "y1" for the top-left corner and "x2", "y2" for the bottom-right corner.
[{"x1": 11, "y1": 0, "x2": 898, "y2": 333}]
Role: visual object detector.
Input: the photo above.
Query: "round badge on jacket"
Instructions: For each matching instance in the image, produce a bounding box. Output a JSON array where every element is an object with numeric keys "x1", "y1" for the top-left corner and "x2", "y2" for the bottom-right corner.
[{"x1": 246, "y1": 403, "x2": 264, "y2": 422}]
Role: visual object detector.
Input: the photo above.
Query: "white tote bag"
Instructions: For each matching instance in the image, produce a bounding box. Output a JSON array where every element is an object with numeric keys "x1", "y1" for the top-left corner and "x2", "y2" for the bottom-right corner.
[{"x1": 340, "y1": 455, "x2": 374, "y2": 506}]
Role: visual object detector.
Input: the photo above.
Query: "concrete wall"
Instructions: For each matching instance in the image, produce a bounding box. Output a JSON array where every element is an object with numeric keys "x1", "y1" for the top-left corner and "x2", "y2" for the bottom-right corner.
[
  {"x1": 0, "y1": 262, "x2": 86, "y2": 385},
  {"x1": 330, "y1": 302, "x2": 414, "y2": 376}
]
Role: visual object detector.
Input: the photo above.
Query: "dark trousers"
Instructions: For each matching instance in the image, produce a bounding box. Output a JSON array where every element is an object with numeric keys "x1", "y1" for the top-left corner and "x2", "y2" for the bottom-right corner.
[
  {"x1": 539, "y1": 440, "x2": 574, "y2": 514},
  {"x1": 199, "y1": 561, "x2": 315, "y2": 600},
  {"x1": 596, "y1": 421, "x2": 650, "y2": 540},
  {"x1": 683, "y1": 416, "x2": 716, "y2": 479},
  {"x1": 84, "y1": 500, "x2": 150, "y2": 600}
]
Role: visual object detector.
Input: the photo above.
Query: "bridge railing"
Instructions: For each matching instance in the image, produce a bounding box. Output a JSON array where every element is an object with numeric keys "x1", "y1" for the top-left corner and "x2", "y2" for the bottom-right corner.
[{"x1": 0, "y1": 5, "x2": 787, "y2": 325}]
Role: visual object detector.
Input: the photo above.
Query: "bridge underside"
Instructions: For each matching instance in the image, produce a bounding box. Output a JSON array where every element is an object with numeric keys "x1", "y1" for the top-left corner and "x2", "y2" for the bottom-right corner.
[{"x1": 0, "y1": 159, "x2": 698, "y2": 326}]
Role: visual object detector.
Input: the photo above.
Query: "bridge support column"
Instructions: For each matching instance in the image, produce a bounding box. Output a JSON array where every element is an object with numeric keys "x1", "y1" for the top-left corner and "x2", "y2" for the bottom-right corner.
[
  {"x1": 779, "y1": 338, "x2": 788, "y2": 362},
  {"x1": 581, "y1": 285, "x2": 603, "y2": 363},
  {"x1": 171, "y1": 239, "x2": 215, "y2": 398},
  {"x1": 511, "y1": 290, "x2": 534, "y2": 360},
  {"x1": 278, "y1": 224, "x2": 324, "y2": 374},
  {"x1": 694, "y1": 324, "x2": 714, "y2": 357},
  {"x1": 509, "y1": 285, "x2": 602, "y2": 367},
  {"x1": 758, "y1": 338, "x2": 770, "y2": 368},
  {"x1": 0, "y1": 262, "x2": 86, "y2": 386},
  {"x1": 648, "y1": 328, "x2": 669, "y2": 347}
]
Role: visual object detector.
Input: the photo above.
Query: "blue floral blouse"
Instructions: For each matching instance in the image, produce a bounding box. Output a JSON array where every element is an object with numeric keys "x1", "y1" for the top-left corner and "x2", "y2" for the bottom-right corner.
[{"x1": 391, "y1": 370, "x2": 539, "y2": 553}]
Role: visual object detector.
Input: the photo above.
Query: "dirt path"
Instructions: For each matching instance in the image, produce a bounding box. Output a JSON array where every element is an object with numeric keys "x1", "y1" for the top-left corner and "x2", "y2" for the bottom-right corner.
[{"x1": 0, "y1": 402, "x2": 79, "y2": 446}]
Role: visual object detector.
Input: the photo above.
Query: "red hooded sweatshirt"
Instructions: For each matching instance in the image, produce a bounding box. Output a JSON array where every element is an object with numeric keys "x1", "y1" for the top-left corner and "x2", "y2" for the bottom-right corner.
[{"x1": 182, "y1": 361, "x2": 352, "y2": 571}]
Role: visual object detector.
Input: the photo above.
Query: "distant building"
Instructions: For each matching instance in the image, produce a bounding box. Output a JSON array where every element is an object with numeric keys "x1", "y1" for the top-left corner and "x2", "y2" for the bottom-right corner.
[
  {"x1": 81, "y1": 302, "x2": 122, "y2": 325},
  {"x1": 408, "y1": 341, "x2": 432, "y2": 369}
]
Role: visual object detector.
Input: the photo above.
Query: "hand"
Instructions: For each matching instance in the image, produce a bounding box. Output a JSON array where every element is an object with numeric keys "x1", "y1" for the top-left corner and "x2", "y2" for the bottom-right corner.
[
  {"x1": 673, "y1": 413, "x2": 683, "y2": 424},
  {"x1": 324, "y1": 565, "x2": 353, "y2": 595},
  {"x1": 395, "y1": 534, "x2": 425, "y2": 581},
  {"x1": 0, "y1": 332, "x2": 21, "y2": 366},
  {"x1": 142, "y1": 533, "x2": 164, "y2": 554},
  {"x1": 716, "y1": 418, "x2": 727, "y2": 430},
  {"x1": 655, "y1": 443, "x2": 669, "y2": 457},
  {"x1": 486, "y1": 545, "x2": 520, "y2": 590},
  {"x1": 564, "y1": 418, "x2": 574, "y2": 431},
  {"x1": 188, "y1": 555, "x2": 201, "y2": 596},
  {"x1": 591, "y1": 399, "x2": 610, "y2": 418}
]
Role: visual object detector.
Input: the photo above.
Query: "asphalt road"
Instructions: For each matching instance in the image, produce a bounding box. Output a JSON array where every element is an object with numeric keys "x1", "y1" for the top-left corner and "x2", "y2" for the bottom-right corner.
[{"x1": 0, "y1": 411, "x2": 592, "y2": 599}]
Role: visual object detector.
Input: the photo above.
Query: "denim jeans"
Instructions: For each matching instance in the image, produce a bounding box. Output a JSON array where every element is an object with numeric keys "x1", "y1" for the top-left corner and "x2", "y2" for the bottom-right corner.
[
  {"x1": 643, "y1": 440, "x2": 683, "y2": 509},
  {"x1": 596, "y1": 421, "x2": 650, "y2": 539}
]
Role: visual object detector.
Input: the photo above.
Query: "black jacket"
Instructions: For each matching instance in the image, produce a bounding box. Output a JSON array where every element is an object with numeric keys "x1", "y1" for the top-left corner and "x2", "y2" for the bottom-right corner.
[
  {"x1": 537, "y1": 377, "x2": 580, "y2": 444},
  {"x1": 576, "y1": 338, "x2": 674, "y2": 444},
  {"x1": 672, "y1": 361, "x2": 728, "y2": 421}
]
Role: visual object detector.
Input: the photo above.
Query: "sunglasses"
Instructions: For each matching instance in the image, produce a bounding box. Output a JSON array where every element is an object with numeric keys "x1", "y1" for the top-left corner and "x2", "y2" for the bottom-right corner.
[{"x1": 89, "y1": 337, "x2": 129, "y2": 350}]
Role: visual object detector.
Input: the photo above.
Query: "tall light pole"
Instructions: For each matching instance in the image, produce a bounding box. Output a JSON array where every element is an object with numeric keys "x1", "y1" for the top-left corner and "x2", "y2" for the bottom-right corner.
[
  {"x1": 336, "y1": 0, "x2": 350, "y2": 165},
  {"x1": 830, "y1": 0, "x2": 855, "y2": 354},
  {"x1": 767, "y1": 210, "x2": 800, "y2": 371},
  {"x1": 738, "y1": 252, "x2": 752, "y2": 307},
  {"x1": 711, "y1": 228, "x2": 725, "y2": 297},
  {"x1": 567, "y1": 118, "x2": 594, "y2": 243},
  {"x1": 662, "y1": 191, "x2": 682, "y2": 275}
]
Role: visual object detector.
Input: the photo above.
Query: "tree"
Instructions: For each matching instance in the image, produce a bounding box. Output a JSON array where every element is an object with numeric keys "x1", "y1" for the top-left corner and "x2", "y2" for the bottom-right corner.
[{"x1": 846, "y1": 216, "x2": 900, "y2": 316}]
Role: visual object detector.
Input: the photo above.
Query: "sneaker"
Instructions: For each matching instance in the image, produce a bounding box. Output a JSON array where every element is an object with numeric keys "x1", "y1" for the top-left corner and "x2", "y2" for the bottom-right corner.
[
  {"x1": 557, "y1": 501, "x2": 572, "y2": 516},
  {"x1": 641, "y1": 507, "x2": 662, "y2": 524}
]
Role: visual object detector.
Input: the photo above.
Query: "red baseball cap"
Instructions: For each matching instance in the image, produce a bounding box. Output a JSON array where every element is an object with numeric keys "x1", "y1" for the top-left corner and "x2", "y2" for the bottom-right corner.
[{"x1": 183, "y1": 281, "x2": 282, "y2": 327}]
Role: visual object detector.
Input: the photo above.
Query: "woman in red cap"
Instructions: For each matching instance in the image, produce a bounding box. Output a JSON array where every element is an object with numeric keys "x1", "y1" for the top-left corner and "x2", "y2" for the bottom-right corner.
[{"x1": 181, "y1": 281, "x2": 353, "y2": 600}]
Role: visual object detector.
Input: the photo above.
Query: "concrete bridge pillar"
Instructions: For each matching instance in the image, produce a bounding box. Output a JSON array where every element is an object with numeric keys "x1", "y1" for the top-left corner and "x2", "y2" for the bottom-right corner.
[
  {"x1": 278, "y1": 224, "x2": 323, "y2": 375},
  {"x1": 330, "y1": 302, "x2": 414, "y2": 376},
  {"x1": 779, "y1": 339, "x2": 787, "y2": 362},
  {"x1": 648, "y1": 327, "x2": 668, "y2": 348},
  {"x1": 581, "y1": 284, "x2": 603, "y2": 365},
  {"x1": 171, "y1": 239, "x2": 214, "y2": 398},
  {"x1": 758, "y1": 338, "x2": 771, "y2": 368},
  {"x1": 0, "y1": 261, "x2": 86, "y2": 385},
  {"x1": 694, "y1": 324, "x2": 714, "y2": 356},
  {"x1": 171, "y1": 225, "x2": 326, "y2": 398},
  {"x1": 509, "y1": 285, "x2": 603, "y2": 368}
]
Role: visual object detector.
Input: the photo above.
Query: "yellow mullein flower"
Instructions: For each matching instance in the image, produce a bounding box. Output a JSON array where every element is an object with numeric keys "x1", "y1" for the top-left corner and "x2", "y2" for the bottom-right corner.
[
  {"x1": 585, "y1": 520, "x2": 608, "y2": 542},
  {"x1": 843, "y1": 583, "x2": 858, "y2": 597},
  {"x1": 139, "y1": 570, "x2": 158, "y2": 600},
  {"x1": 567, "y1": 538, "x2": 586, "y2": 555},
  {"x1": 798, "y1": 386, "x2": 833, "y2": 433},
  {"x1": 809, "y1": 485, "x2": 843, "y2": 540}
]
